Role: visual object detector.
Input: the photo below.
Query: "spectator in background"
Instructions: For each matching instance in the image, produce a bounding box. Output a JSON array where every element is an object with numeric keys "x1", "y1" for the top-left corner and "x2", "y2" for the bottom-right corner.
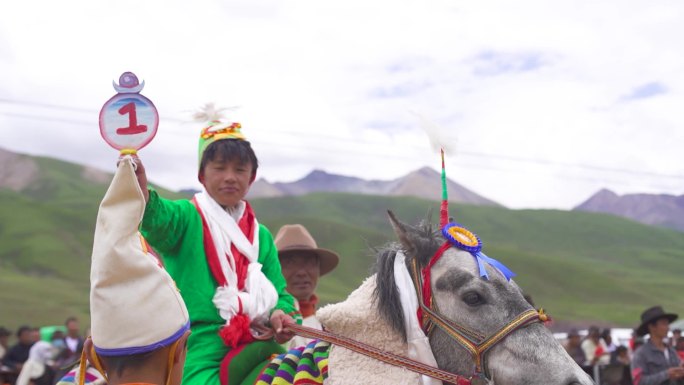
[
  {"x1": 0, "y1": 327, "x2": 10, "y2": 361},
  {"x1": 672, "y1": 330, "x2": 682, "y2": 348},
  {"x1": 29, "y1": 328, "x2": 40, "y2": 344},
  {"x1": 675, "y1": 338, "x2": 684, "y2": 362},
  {"x1": 62, "y1": 317, "x2": 83, "y2": 364},
  {"x1": 275, "y1": 224, "x2": 339, "y2": 348},
  {"x1": 603, "y1": 328, "x2": 618, "y2": 354},
  {"x1": 50, "y1": 330, "x2": 66, "y2": 364},
  {"x1": 2, "y1": 326, "x2": 35, "y2": 372},
  {"x1": 564, "y1": 329, "x2": 586, "y2": 366},
  {"x1": 631, "y1": 306, "x2": 684, "y2": 385},
  {"x1": 611, "y1": 346, "x2": 631, "y2": 366},
  {"x1": 15, "y1": 341, "x2": 55, "y2": 385},
  {"x1": 583, "y1": 325, "x2": 610, "y2": 366}
]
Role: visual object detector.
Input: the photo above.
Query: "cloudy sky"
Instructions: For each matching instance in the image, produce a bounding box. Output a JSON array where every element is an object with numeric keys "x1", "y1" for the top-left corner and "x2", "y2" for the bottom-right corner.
[{"x1": 1, "y1": 0, "x2": 683, "y2": 209}]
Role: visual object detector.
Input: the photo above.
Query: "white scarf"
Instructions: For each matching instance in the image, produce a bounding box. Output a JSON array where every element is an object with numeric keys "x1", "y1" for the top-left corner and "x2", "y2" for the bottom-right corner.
[
  {"x1": 393, "y1": 251, "x2": 441, "y2": 385},
  {"x1": 15, "y1": 342, "x2": 53, "y2": 385},
  {"x1": 194, "y1": 188, "x2": 278, "y2": 327}
]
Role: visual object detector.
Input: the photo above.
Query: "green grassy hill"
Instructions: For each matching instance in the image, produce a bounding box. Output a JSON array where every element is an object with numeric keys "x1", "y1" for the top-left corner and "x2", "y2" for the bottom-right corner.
[
  {"x1": 1, "y1": 154, "x2": 683, "y2": 333},
  {"x1": 252, "y1": 193, "x2": 684, "y2": 327}
]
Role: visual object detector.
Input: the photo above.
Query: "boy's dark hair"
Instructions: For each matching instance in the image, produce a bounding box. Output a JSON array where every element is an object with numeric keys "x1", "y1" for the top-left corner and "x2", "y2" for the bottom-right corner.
[
  {"x1": 101, "y1": 351, "x2": 155, "y2": 377},
  {"x1": 65, "y1": 316, "x2": 78, "y2": 326},
  {"x1": 200, "y1": 139, "x2": 259, "y2": 179}
]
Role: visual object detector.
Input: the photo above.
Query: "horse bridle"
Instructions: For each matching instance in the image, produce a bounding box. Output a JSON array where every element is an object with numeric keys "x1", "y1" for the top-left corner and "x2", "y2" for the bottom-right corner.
[{"x1": 409, "y1": 241, "x2": 548, "y2": 383}]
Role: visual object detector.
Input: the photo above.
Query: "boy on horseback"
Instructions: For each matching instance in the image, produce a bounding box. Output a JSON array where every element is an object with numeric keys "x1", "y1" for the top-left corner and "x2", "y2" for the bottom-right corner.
[{"x1": 132, "y1": 105, "x2": 300, "y2": 385}]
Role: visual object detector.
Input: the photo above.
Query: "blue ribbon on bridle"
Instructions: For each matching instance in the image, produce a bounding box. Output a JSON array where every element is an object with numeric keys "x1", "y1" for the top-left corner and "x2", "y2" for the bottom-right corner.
[
  {"x1": 442, "y1": 223, "x2": 516, "y2": 281},
  {"x1": 473, "y1": 251, "x2": 515, "y2": 281}
]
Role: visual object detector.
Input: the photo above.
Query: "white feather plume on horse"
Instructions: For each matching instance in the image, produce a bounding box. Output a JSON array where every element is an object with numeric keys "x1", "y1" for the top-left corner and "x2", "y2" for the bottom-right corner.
[{"x1": 410, "y1": 111, "x2": 456, "y2": 155}]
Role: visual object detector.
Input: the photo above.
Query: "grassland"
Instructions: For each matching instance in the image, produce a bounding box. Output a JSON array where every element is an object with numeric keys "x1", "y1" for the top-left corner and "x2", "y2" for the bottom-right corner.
[{"x1": 1, "y1": 156, "x2": 683, "y2": 332}]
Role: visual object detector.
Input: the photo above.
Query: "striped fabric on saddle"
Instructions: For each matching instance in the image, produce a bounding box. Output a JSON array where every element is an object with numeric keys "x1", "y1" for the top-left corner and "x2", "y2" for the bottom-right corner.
[{"x1": 256, "y1": 340, "x2": 330, "y2": 385}]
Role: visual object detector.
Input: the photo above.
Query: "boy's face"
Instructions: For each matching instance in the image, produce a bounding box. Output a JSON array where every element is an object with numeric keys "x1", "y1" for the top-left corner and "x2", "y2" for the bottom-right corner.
[{"x1": 200, "y1": 158, "x2": 254, "y2": 208}]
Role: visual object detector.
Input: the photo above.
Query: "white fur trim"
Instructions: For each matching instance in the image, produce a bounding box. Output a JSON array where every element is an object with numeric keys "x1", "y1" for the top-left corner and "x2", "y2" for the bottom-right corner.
[
  {"x1": 317, "y1": 276, "x2": 422, "y2": 385},
  {"x1": 394, "y1": 251, "x2": 441, "y2": 385}
]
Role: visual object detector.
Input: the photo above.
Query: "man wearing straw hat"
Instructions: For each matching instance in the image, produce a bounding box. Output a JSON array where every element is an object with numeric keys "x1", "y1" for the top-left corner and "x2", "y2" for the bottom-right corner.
[
  {"x1": 274, "y1": 224, "x2": 339, "y2": 348},
  {"x1": 631, "y1": 306, "x2": 684, "y2": 385}
]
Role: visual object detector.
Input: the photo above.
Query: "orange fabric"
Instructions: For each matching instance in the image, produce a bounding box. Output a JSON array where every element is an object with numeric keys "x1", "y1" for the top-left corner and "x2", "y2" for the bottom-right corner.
[{"x1": 298, "y1": 294, "x2": 319, "y2": 318}]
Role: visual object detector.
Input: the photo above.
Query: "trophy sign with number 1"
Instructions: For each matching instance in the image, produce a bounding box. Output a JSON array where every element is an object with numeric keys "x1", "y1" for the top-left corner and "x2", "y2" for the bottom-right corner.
[{"x1": 99, "y1": 72, "x2": 159, "y2": 154}]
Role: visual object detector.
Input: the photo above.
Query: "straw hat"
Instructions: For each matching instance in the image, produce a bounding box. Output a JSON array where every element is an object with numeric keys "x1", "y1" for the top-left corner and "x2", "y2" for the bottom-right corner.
[
  {"x1": 274, "y1": 224, "x2": 339, "y2": 276},
  {"x1": 635, "y1": 306, "x2": 678, "y2": 337}
]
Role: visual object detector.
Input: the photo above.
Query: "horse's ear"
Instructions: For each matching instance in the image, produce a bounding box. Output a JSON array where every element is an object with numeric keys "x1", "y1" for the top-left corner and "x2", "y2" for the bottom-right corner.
[{"x1": 387, "y1": 210, "x2": 416, "y2": 256}]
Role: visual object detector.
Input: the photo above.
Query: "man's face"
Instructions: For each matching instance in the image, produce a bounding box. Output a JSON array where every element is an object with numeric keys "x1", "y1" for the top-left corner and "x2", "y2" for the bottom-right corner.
[
  {"x1": 31, "y1": 329, "x2": 41, "y2": 343},
  {"x1": 649, "y1": 318, "x2": 670, "y2": 339},
  {"x1": 280, "y1": 252, "x2": 320, "y2": 302},
  {"x1": 589, "y1": 329, "x2": 600, "y2": 341},
  {"x1": 568, "y1": 335, "x2": 581, "y2": 347},
  {"x1": 0, "y1": 335, "x2": 8, "y2": 347},
  {"x1": 67, "y1": 320, "x2": 79, "y2": 336},
  {"x1": 200, "y1": 158, "x2": 253, "y2": 208},
  {"x1": 18, "y1": 330, "x2": 33, "y2": 344}
]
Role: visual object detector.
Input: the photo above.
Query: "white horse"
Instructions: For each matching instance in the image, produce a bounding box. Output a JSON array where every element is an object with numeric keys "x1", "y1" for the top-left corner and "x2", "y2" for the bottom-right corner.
[{"x1": 310, "y1": 212, "x2": 595, "y2": 385}]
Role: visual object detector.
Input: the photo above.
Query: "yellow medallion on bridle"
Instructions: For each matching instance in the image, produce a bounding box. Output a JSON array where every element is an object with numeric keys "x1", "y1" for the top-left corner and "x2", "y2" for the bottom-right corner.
[{"x1": 446, "y1": 226, "x2": 480, "y2": 249}]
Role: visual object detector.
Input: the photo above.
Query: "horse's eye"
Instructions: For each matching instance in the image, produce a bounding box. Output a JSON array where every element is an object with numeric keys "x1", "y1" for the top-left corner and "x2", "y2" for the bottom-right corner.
[{"x1": 462, "y1": 291, "x2": 484, "y2": 306}]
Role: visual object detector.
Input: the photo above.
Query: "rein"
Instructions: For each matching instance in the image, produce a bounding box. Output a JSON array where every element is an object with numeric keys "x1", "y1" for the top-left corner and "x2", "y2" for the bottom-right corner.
[{"x1": 285, "y1": 323, "x2": 472, "y2": 385}]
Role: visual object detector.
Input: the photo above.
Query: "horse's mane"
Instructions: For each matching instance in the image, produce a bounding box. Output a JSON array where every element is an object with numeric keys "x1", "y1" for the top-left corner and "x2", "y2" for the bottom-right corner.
[{"x1": 372, "y1": 218, "x2": 442, "y2": 342}]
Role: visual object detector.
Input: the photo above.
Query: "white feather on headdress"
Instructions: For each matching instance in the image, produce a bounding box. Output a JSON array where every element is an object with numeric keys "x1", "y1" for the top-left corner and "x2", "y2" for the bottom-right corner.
[
  {"x1": 193, "y1": 103, "x2": 234, "y2": 123},
  {"x1": 410, "y1": 111, "x2": 456, "y2": 155}
]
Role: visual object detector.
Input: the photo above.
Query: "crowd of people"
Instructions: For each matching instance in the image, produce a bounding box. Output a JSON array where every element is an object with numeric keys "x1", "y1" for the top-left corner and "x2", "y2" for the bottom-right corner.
[
  {"x1": 563, "y1": 306, "x2": 684, "y2": 385},
  {"x1": 0, "y1": 318, "x2": 85, "y2": 385}
]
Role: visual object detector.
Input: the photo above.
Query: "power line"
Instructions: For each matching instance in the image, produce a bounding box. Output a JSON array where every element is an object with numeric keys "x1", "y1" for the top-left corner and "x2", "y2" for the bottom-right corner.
[{"x1": 1, "y1": 97, "x2": 683, "y2": 182}]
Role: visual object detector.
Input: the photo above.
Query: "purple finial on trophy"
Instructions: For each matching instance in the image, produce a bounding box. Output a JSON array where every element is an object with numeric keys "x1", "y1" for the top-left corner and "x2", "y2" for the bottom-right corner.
[{"x1": 112, "y1": 72, "x2": 146, "y2": 93}]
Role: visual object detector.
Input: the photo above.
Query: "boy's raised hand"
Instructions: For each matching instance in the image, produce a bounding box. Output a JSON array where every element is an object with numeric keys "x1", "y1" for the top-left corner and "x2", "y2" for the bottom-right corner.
[{"x1": 118, "y1": 155, "x2": 149, "y2": 202}]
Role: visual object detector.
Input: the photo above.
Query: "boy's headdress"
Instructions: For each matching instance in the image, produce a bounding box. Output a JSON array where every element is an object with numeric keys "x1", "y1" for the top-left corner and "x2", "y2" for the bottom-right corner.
[{"x1": 195, "y1": 103, "x2": 245, "y2": 168}]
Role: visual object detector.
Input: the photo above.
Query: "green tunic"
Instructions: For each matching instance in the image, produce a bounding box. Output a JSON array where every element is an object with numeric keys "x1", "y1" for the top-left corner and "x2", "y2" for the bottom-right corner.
[{"x1": 141, "y1": 189, "x2": 297, "y2": 385}]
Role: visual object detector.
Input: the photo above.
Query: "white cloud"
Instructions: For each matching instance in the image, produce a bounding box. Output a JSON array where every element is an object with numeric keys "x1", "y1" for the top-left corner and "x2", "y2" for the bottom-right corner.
[{"x1": 1, "y1": 0, "x2": 683, "y2": 209}]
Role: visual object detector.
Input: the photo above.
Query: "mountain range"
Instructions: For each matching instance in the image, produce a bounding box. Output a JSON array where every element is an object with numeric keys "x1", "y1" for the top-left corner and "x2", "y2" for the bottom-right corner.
[
  {"x1": 574, "y1": 189, "x2": 684, "y2": 232},
  {"x1": 249, "y1": 167, "x2": 502, "y2": 206}
]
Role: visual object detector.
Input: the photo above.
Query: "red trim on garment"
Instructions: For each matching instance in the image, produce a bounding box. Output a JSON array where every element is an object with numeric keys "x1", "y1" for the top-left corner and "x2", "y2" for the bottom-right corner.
[
  {"x1": 192, "y1": 198, "x2": 256, "y2": 290},
  {"x1": 219, "y1": 343, "x2": 247, "y2": 385}
]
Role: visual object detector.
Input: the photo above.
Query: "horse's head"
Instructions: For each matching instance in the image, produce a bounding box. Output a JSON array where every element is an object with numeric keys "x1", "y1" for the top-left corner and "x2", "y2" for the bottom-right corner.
[{"x1": 374, "y1": 212, "x2": 594, "y2": 385}]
